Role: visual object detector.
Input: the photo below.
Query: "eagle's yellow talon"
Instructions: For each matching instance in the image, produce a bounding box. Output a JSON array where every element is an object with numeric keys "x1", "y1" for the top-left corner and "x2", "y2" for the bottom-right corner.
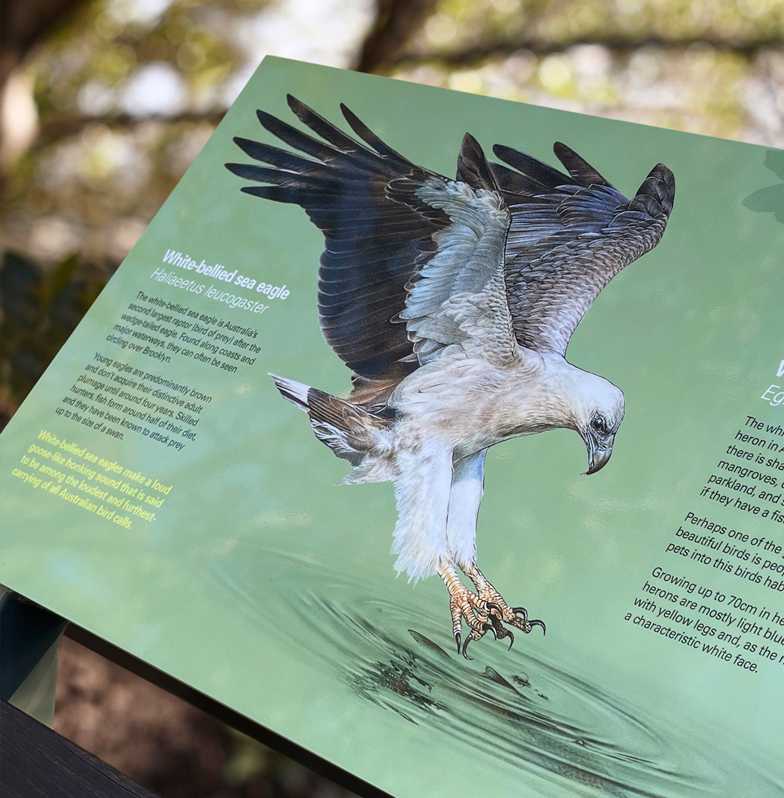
[{"x1": 438, "y1": 561, "x2": 545, "y2": 655}]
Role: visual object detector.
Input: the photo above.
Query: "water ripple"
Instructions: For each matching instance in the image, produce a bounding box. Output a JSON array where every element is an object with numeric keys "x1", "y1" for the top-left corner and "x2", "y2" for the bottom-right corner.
[{"x1": 209, "y1": 549, "x2": 782, "y2": 797}]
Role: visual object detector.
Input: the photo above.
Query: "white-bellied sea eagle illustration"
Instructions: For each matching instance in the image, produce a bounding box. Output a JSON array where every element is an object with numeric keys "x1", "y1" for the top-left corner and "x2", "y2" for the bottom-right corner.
[{"x1": 226, "y1": 96, "x2": 675, "y2": 658}]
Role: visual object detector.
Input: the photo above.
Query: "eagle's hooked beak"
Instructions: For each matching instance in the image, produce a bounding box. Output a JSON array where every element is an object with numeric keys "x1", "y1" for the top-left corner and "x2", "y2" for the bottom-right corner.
[{"x1": 584, "y1": 434, "x2": 614, "y2": 475}]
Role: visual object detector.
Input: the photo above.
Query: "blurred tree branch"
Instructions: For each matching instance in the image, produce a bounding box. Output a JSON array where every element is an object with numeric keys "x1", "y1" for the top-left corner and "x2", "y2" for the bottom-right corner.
[
  {"x1": 34, "y1": 109, "x2": 227, "y2": 151},
  {"x1": 35, "y1": 0, "x2": 439, "y2": 152},
  {"x1": 389, "y1": 34, "x2": 784, "y2": 69},
  {"x1": 355, "y1": 0, "x2": 439, "y2": 73},
  {"x1": 23, "y1": 0, "x2": 445, "y2": 151}
]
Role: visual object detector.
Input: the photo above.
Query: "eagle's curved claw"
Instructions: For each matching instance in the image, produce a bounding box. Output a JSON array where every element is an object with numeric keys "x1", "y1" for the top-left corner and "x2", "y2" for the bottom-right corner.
[
  {"x1": 488, "y1": 612, "x2": 514, "y2": 649},
  {"x1": 498, "y1": 625, "x2": 514, "y2": 650},
  {"x1": 440, "y1": 562, "x2": 545, "y2": 657},
  {"x1": 462, "y1": 623, "x2": 492, "y2": 659},
  {"x1": 462, "y1": 562, "x2": 547, "y2": 650}
]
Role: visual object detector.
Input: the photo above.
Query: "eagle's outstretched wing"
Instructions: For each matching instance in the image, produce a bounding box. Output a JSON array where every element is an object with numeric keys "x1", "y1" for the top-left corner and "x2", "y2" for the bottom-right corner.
[
  {"x1": 226, "y1": 96, "x2": 517, "y2": 404},
  {"x1": 491, "y1": 142, "x2": 675, "y2": 356}
]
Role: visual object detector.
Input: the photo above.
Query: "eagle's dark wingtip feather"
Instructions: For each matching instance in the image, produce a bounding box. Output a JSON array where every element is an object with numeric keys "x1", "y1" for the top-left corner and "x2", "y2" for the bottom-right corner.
[
  {"x1": 340, "y1": 102, "x2": 374, "y2": 145},
  {"x1": 459, "y1": 132, "x2": 484, "y2": 163},
  {"x1": 457, "y1": 133, "x2": 497, "y2": 191},
  {"x1": 651, "y1": 162, "x2": 676, "y2": 187},
  {"x1": 338, "y1": 102, "x2": 357, "y2": 133},
  {"x1": 232, "y1": 135, "x2": 271, "y2": 160},
  {"x1": 233, "y1": 135, "x2": 252, "y2": 148},
  {"x1": 255, "y1": 108, "x2": 277, "y2": 131},
  {"x1": 491, "y1": 142, "x2": 571, "y2": 189},
  {"x1": 338, "y1": 102, "x2": 406, "y2": 162},
  {"x1": 633, "y1": 162, "x2": 676, "y2": 215},
  {"x1": 552, "y1": 141, "x2": 612, "y2": 188},
  {"x1": 552, "y1": 141, "x2": 578, "y2": 167},
  {"x1": 285, "y1": 94, "x2": 317, "y2": 125},
  {"x1": 339, "y1": 102, "x2": 356, "y2": 123},
  {"x1": 225, "y1": 162, "x2": 247, "y2": 177},
  {"x1": 286, "y1": 94, "x2": 309, "y2": 120},
  {"x1": 491, "y1": 143, "x2": 515, "y2": 162},
  {"x1": 239, "y1": 185, "x2": 280, "y2": 200},
  {"x1": 233, "y1": 136, "x2": 263, "y2": 158}
]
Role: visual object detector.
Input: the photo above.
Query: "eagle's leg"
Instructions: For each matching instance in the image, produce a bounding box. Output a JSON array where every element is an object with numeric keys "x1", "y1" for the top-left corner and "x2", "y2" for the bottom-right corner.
[
  {"x1": 460, "y1": 562, "x2": 546, "y2": 648},
  {"x1": 437, "y1": 561, "x2": 494, "y2": 658}
]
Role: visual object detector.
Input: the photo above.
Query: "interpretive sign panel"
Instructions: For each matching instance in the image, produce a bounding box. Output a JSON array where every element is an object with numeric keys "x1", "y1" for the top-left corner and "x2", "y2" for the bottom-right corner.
[{"x1": 2, "y1": 56, "x2": 783, "y2": 796}]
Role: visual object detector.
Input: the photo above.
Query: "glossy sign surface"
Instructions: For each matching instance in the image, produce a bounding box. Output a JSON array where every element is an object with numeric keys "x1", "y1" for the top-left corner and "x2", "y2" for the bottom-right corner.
[{"x1": 2, "y1": 57, "x2": 784, "y2": 797}]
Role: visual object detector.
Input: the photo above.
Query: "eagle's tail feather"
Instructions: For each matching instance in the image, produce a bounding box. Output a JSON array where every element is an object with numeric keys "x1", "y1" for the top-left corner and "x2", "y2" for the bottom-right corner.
[
  {"x1": 269, "y1": 373, "x2": 391, "y2": 469},
  {"x1": 269, "y1": 374, "x2": 310, "y2": 411}
]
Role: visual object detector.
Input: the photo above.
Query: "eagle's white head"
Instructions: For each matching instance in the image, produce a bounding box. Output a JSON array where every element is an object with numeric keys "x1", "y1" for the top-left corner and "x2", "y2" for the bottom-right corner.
[{"x1": 565, "y1": 369, "x2": 625, "y2": 475}]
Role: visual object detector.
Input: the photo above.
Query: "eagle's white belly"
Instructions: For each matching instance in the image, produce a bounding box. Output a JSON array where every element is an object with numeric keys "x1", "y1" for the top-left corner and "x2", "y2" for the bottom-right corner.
[
  {"x1": 375, "y1": 351, "x2": 569, "y2": 579},
  {"x1": 389, "y1": 350, "x2": 555, "y2": 458},
  {"x1": 343, "y1": 349, "x2": 596, "y2": 579}
]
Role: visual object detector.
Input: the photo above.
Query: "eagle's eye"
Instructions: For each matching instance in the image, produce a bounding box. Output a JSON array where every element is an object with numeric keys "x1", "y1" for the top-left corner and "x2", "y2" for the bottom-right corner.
[{"x1": 590, "y1": 414, "x2": 607, "y2": 433}]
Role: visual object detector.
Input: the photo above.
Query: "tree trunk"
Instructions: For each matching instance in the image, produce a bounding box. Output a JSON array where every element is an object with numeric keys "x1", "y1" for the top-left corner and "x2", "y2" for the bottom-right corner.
[
  {"x1": 355, "y1": 0, "x2": 438, "y2": 74},
  {"x1": 0, "y1": 0, "x2": 85, "y2": 170}
]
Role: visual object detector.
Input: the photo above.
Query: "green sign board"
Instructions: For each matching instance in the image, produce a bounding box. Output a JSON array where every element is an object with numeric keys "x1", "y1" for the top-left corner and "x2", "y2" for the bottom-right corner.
[{"x1": 2, "y1": 56, "x2": 783, "y2": 796}]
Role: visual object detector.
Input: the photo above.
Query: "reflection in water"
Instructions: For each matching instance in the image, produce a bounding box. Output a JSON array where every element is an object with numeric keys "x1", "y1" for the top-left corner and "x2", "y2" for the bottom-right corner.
[
  {"x1": 211, "y1": 550, "x2": 782, "y2": 797},
  {"x1": 293, "y1": 596, "x2": 686, "y2": 797},
  {"x1": 743, "y1": 150, "x2": 784, "y2": 222}
]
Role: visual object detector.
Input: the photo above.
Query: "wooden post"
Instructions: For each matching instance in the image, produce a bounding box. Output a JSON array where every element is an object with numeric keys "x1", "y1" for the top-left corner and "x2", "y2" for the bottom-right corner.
[{"x1": 0, "y1": 589, "x2": 65, "y2": 724}]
